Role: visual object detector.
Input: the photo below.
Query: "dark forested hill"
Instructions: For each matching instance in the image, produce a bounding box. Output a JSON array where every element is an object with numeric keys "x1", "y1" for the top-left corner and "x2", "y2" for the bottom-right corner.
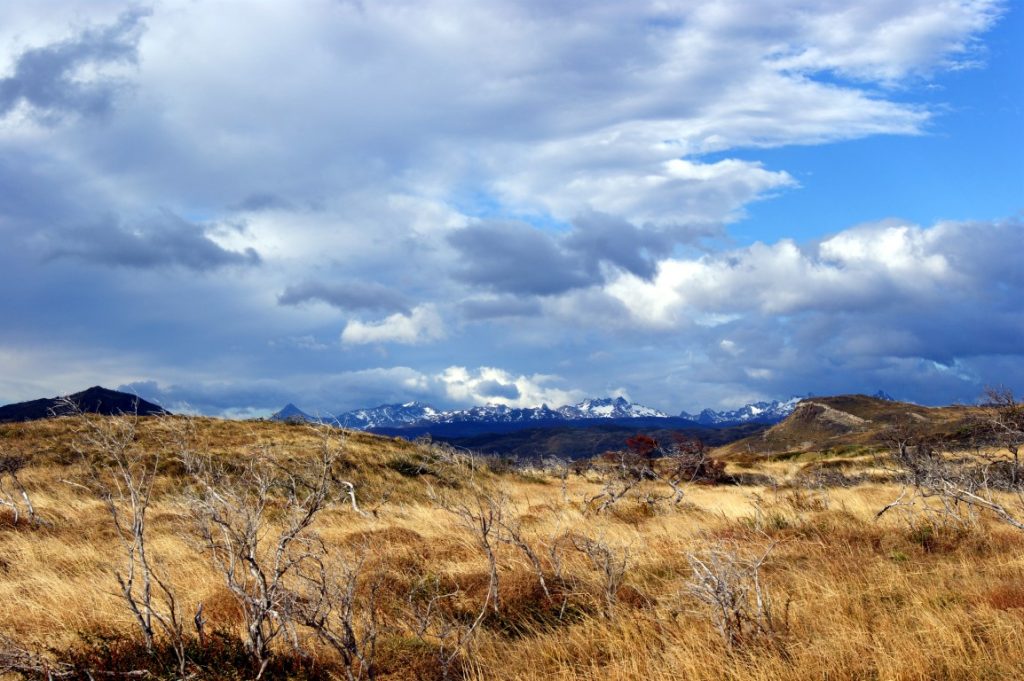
[
  {"x1": 416, "y1": 420, "x2": 769, "y2": 460},
  {"x1": 0, "y1": 386, "x2": 169, "y2": 423}
]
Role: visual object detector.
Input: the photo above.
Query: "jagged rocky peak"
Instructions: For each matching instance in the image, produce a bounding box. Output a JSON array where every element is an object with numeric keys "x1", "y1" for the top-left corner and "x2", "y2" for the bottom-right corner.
[{"x1": 569, "y1": 396, "x2": 667, "y2": 418}]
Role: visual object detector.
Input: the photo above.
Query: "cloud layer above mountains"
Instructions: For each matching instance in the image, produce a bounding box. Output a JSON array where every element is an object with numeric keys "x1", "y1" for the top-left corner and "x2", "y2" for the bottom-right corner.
[{"x1": 0, "y1": 0, "x2": 1018, "y2": 414}]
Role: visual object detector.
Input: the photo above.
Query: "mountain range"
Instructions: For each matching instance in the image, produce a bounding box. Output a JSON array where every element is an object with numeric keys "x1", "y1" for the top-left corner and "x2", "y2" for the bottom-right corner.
[
  {"x1": 0, "y1": 386, "x2": 905, "y2": 462},
  {"x1": 271, "y1": 394, "x2": 809, "y2": 432},
  {"x1": 679, "y1": 397, "x2": 804, "y2": 425}
]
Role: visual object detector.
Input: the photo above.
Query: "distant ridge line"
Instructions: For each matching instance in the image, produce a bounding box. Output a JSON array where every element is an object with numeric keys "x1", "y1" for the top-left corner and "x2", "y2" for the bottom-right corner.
[{"x1": 0, "y1": 386, "x2": 170, "y2": 423}]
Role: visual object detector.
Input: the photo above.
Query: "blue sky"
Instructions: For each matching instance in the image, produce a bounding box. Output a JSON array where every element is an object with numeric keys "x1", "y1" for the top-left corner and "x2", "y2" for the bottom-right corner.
[
  {"x1": 0, "y1": 0, "x2": 1021, "y2": 416},
  {"x1": 724, "y1": 7, "x2": 1022, "y2": 245}
]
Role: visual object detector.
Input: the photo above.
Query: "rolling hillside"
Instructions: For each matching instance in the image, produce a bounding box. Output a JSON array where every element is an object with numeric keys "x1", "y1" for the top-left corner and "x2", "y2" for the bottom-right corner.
[{"x1": 714, "y1": 394, "x2": 978, "y2": 459}]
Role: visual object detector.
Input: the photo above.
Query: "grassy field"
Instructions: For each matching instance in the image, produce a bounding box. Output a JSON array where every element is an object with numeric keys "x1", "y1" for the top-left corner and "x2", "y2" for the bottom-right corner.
[{"x1": 2, "y1": 415, "x2": 1023, "y2": 680}]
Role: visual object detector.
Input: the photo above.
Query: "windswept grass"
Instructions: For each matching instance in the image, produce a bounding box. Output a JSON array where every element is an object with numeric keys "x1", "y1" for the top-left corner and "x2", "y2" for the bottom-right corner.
[{"x1": 2, "y1": 415, "x2": 1023, "y2": 679}]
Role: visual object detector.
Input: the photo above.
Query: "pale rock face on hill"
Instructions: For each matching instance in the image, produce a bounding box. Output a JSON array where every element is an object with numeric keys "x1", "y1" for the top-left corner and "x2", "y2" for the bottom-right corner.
[
  {"x1": 787, "y1": 401, "x2": 869, "y2": 432},
  {"x1": 758, "y1": 401, "x2": 872, "y2": 453}
]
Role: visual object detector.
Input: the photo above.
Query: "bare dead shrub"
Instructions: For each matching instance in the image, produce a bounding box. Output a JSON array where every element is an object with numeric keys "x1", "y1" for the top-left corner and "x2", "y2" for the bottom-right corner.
[
  {"x1": 584, "y1": 449, "x2": 651, "y2": 514},
  {"x1": 0, "y1": 453, "x2": 41, "y2": 527},
  {"x1": 496, "y1": 509, "x2": 552, "y2": 601},
  {"x1": 684, "y1": 542, "x2": 789, "y2": 652},
  {"x1": 658, "y1": 435, "x2": 727, "y2": 500},
  {"x1": 978, "y1": 387, "x2": 1024, "y2": 486},
  {"x1": 298, "y1": 549, "x2": 382, "y2": 681},
  {"x1": 429, "y1": 487, "x2": 502, "y2": 615},
  {"x1": 184, "y1": 439, "x2": 337, "y2": 678},
  {"x1": 414, "y1": 436, "x2": 480, "y2": 483},
  {"x1": 586, "y1": 434, "x2": 727, "y2": 514},
  {"x1": 406, "y1": 573, "x2": 482, "y2": 681},
  {"x1": 571, "y1": 535, "x2": 629, "y2": 619},
  {"x1": 876, "y1": 421, "x2": 1024, "y2": 534},
  {"x1": 64, "y1": 403, "x2": 192, "y2": 677}
]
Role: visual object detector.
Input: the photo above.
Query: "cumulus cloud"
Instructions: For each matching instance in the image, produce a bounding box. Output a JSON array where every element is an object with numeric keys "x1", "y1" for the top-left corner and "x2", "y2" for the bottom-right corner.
[
  {"x1": 494, "y1": 155, "x2": 797, "y2": 228},
  {"x1": 604, "y1": 217, "x2": 1019, "y2": 326},
  {"x1": 341, "y1": 305, "x2": 446, "y2": 345},
  {"x1": 586, "y1": 216, "x2": 1024, "y2": 408},
  {"x1": 563, "y1": 212, "x2": 678, "y2": 281},
  {"x1": 437, "y1": 366, "x2": 584, "y2": 408}
]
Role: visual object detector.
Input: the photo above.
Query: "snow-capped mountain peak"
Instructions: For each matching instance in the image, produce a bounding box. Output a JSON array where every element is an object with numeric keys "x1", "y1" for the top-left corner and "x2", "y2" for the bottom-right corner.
[
  {"x1": 680, "y1": 396, "x2": 804, "y2": 426},
  {"x1": 273, "y1": 396, "x2": 671, "y2": 430},
  {"x1": 567, "y1": 396, "x2": 667, "y2": 419},
  {"x1": 329, "y1": 402, "x2": 440, "y2": 429}
]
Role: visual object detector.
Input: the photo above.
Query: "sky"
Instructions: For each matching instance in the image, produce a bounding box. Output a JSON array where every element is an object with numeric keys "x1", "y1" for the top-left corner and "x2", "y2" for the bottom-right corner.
[{"x1": 0, "y1": 0, "x2": 1021, "y2": 417}]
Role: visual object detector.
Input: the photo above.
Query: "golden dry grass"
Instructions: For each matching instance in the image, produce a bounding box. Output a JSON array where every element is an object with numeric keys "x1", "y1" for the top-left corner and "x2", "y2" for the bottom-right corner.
[{"x1": 2, "y1": 415, "x2": 1024, "y2": 680}]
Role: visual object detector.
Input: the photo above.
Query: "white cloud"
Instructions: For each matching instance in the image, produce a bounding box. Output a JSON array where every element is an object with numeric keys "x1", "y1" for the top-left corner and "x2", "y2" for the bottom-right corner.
[
  {"x1": 767, "y1": 0, "x2": 1002, "y2": 82},
  {"x1": 604, "y1": 218, "x2": 981, "y2": 327},
  {"x1": 341, "y1": 305, "x2": 446, "y2": 345},
  {"x1": 494, "y1": 154, "x2": 797, "y2": 228},
  {"x1": 437, "y1": 365, "x2": 585, "y2": 408}
]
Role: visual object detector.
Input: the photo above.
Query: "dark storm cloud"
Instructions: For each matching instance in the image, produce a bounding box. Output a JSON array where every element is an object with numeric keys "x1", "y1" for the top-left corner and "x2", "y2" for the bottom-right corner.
[
  {"x1": 120, "y1": 367, "x2": 445, "y2": 416},
  {"x1": 448, "y1": 221, "x2": 597, "y2": 295},
  {"x1": 935, "y1": 217, "x2": 1024, "y2": 291},
  {"x1": 232, "y1": 192, "x2": 295, "y2": 212},
  {"x1": 278, "y1": 280, "x2": 411, "y2": 313},
  {"x1": 42, "y1": 210, "x2": 262, "y2": 271},
  {"x1": 0, "y1": 147, "x2": 260, "y2": 273},
  {"x1": 448, "y1": 214, "x2": 694, "y2": 298},
  {"x1": 475, "y1": 379, "x2": 521, "y2": 400},
  {"x1": 564, "y1": 212, "x2": 675, "y2": 280},
  {"x1": 459, "y1": 296, "x2": 543, "y2": 320},
  {"x1": 0, "y1": 8, "x2": 149, "y2": 121},
  {"x1": 120, "y1": 379, "x2": 294, "y2": 414}
]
